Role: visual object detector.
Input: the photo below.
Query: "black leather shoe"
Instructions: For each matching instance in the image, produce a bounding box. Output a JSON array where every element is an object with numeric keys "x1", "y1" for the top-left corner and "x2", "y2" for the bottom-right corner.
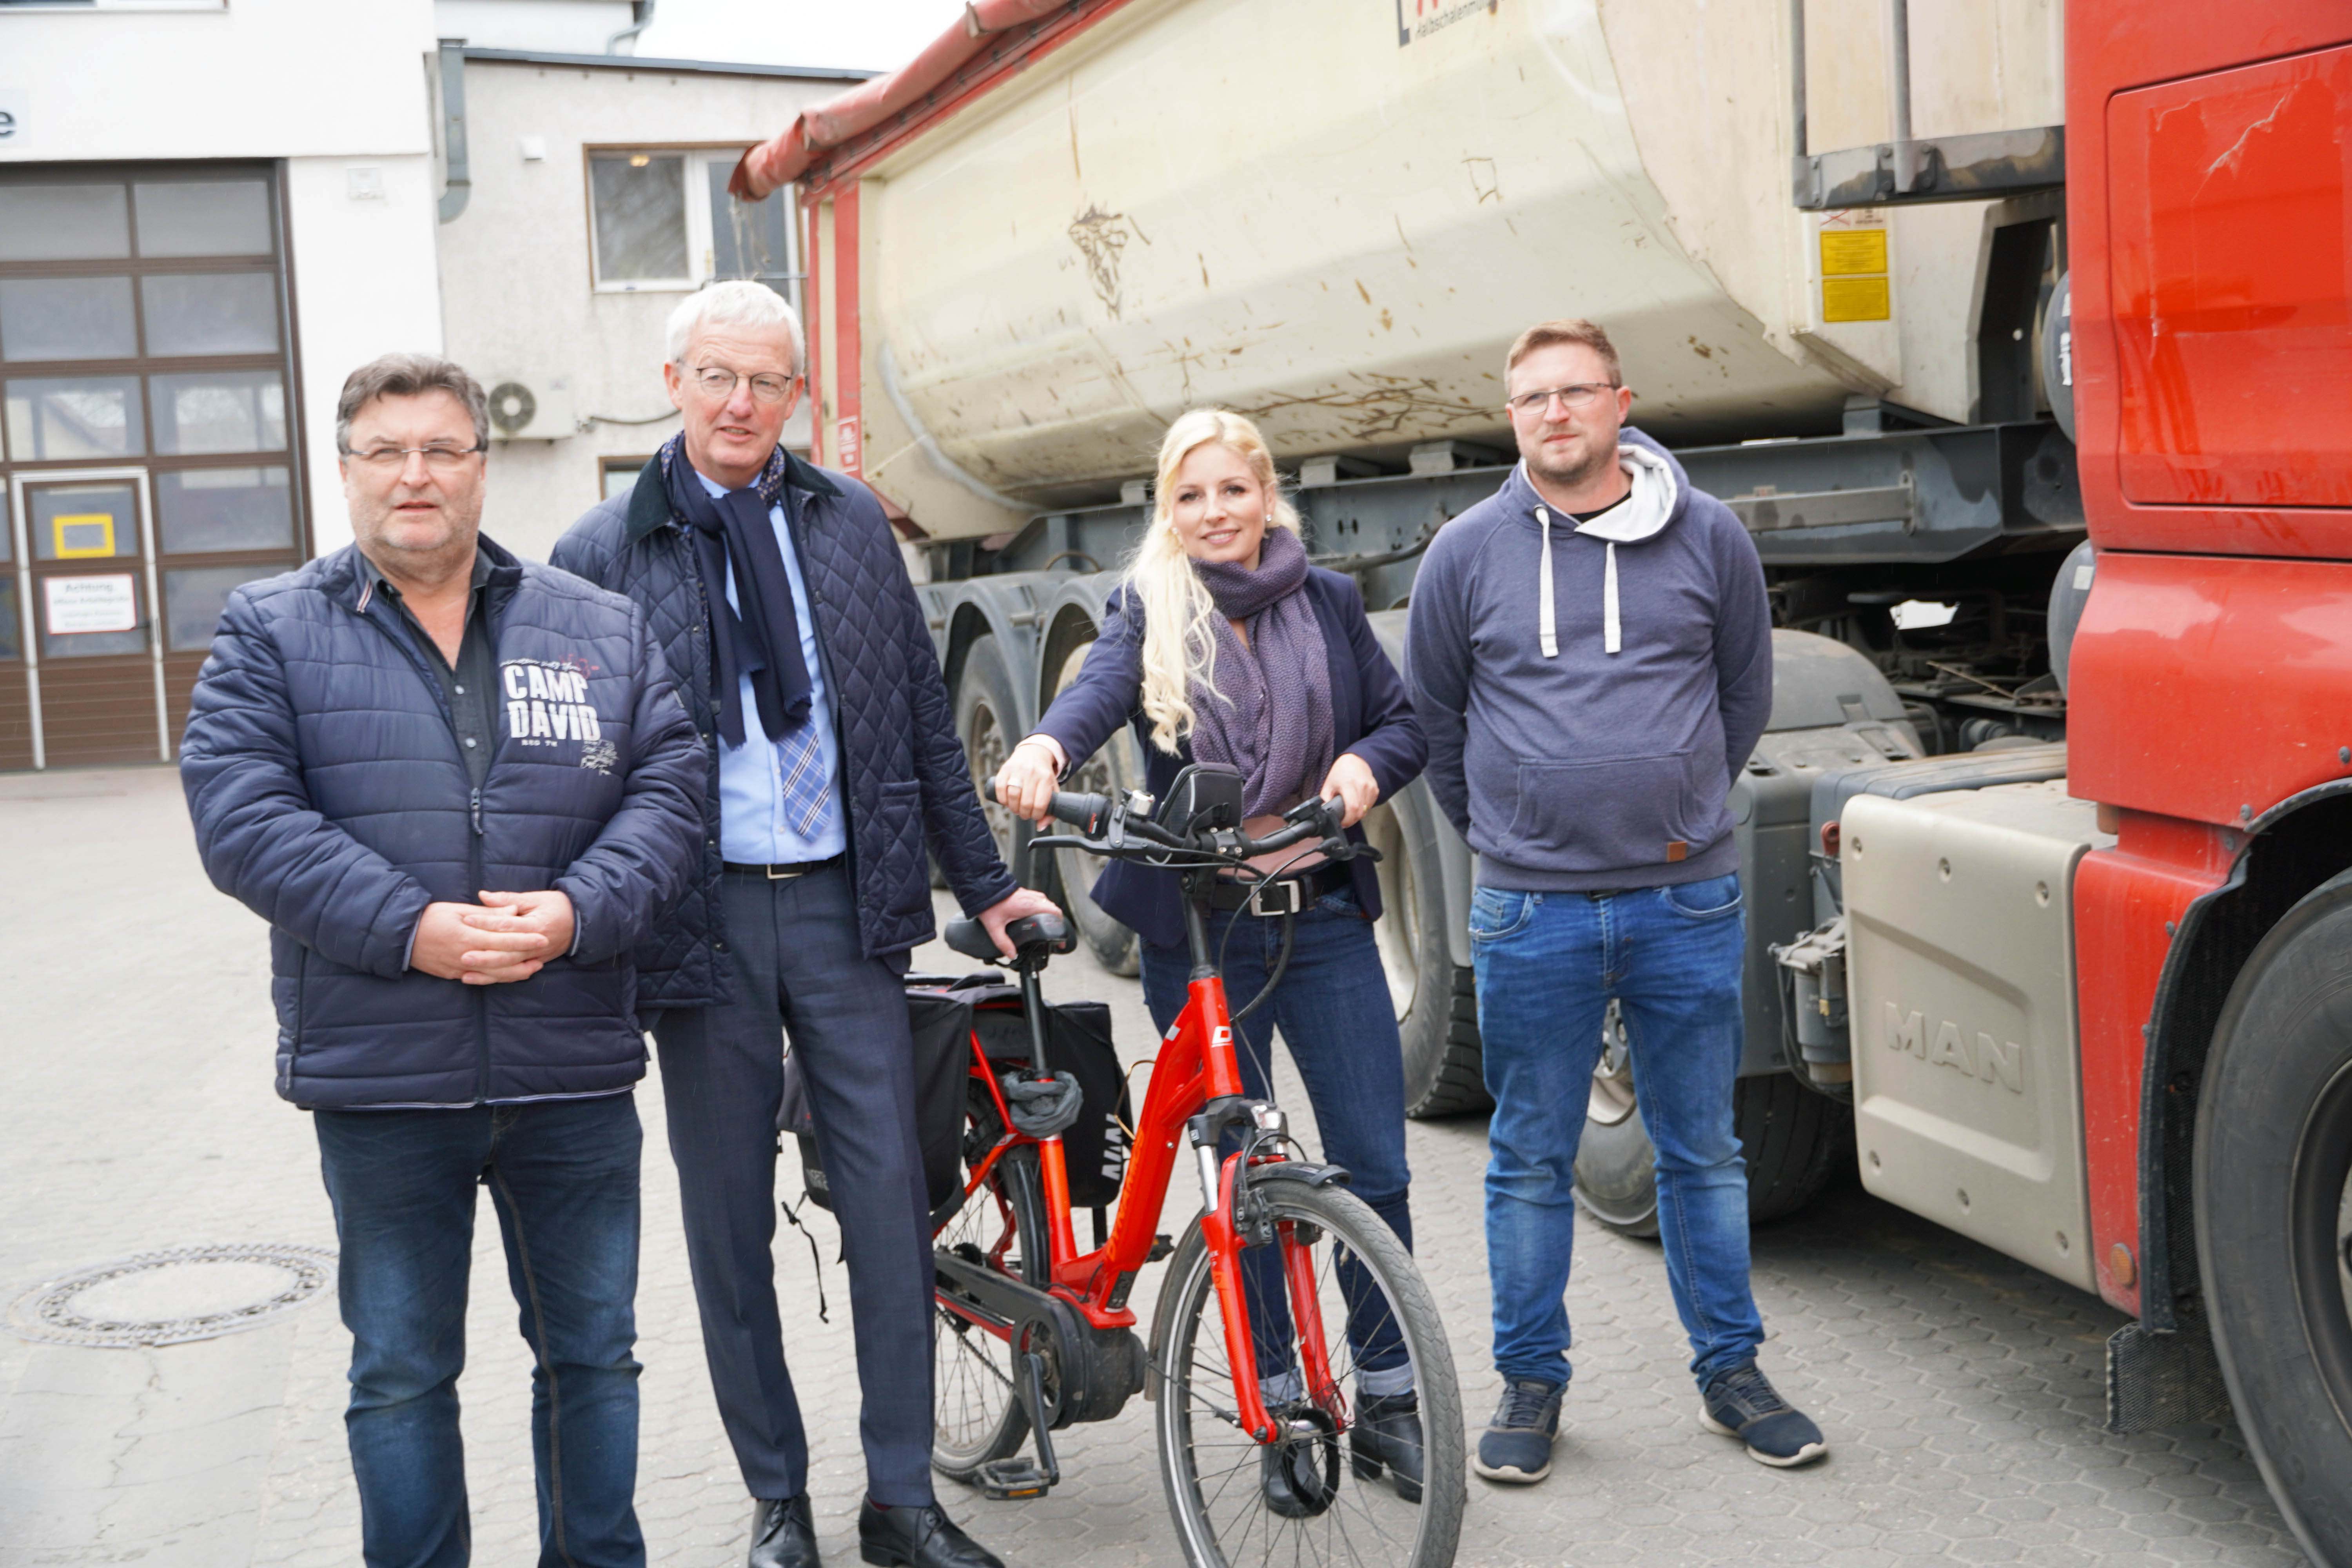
[
  {"x1": 856, "y1": 1500, "x2": 1006, "y2": 1568},
  {"x1": 1349, "y1": 1391, "x2": 1426, "y2": 1503},
  {"x1": 1259, "y1": 1416, "x2": 1342, "y2": 1519},
  {"x1": 749, "y1": 1495, "x2": 821, "y2": 1568}
]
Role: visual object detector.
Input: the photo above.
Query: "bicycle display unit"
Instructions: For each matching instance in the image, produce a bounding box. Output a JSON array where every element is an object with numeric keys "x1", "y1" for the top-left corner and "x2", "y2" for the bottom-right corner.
[{"x1": 926, "y1": 764, "x2": 1464, "y2": 1568}]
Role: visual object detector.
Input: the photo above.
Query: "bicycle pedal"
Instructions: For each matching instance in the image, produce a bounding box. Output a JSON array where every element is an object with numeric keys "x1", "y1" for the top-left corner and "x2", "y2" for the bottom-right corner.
[
  {"x1": 1147, "y1": 1233, "x2": 1174, "y2": 1263},
  {"x1": 974, "y1": 1458, "x2": 1054, "y2": 1501}
]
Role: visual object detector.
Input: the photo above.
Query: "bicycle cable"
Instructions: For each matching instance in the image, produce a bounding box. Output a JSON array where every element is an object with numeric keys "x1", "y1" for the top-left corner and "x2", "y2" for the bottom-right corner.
[{"x1": 1214, "y1": 835, "x2": 1335, "y2": 1027}]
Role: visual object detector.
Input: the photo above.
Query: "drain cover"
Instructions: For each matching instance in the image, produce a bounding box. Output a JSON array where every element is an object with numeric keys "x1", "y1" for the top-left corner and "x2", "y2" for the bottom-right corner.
[{"x1": 7, "y1": 1244, "x2": 336, "y2": 1348}]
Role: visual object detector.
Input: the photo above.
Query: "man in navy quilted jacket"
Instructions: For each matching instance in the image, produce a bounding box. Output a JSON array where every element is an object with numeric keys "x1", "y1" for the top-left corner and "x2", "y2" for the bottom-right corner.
[
  {"x1": 182, "y1": 354, "x2": 705, "y2": 1568},
  {"x1": 553, "y1": 283, "x2": 1053, "y2": 1568}
]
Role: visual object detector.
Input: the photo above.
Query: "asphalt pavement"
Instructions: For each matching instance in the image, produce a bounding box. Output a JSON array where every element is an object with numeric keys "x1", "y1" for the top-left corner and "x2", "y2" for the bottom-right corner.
[{"x1": 0, "y1": 762, "x2": 2307, "y2": 1567}]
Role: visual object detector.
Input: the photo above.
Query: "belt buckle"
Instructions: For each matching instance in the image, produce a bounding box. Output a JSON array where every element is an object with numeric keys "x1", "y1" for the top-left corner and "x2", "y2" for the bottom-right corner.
[
  {"x1": 765, "y1": 862, "x2": 805, "y2": 881},
  {"x1": 1248, "y1": 879, "x2": 1305, "y2": 918}
]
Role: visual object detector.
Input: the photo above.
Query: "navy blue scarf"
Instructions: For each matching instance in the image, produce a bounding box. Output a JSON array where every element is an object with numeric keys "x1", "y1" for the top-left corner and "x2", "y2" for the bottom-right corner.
[{"x1": 660, "y1": 433, "x2": 809, "y2": 748}]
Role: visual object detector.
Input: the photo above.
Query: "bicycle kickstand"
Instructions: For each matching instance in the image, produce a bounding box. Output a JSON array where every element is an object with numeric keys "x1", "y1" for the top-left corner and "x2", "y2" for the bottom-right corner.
[{"x1": 974, "y1": 1349, "x2": 1062, "y2": 1501}]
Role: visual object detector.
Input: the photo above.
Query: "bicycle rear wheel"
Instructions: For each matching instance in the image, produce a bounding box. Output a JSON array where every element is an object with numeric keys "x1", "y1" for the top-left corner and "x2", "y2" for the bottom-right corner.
[
  {"x1": 932, "y1": 1083, "x2": 1047, "y2": 1481},
  {"x1": 1151, "y1": 1180, "x2": 1464, "y2": 1568}
]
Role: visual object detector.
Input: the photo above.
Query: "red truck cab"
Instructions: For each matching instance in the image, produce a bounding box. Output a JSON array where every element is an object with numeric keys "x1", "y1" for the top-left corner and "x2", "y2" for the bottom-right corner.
[{"x1": 2067, "y1": 3, "x2": 2352, "y2": 1557}]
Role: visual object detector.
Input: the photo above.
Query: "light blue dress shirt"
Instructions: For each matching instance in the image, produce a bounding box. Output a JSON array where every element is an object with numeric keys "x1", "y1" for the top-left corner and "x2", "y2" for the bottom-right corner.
[{"x1": 703, "y1": 471, "x2": 848, "y2": 864}]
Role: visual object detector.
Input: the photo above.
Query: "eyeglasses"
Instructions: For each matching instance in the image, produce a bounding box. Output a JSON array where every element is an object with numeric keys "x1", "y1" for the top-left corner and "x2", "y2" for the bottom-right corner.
[
  {"x1": 684, "y1": 366, "x2": 799, "y2": 404},
  {"x1": 343, "y1": 443, "x2": 486, "y2": 471},
  {"x1": 1505, "y1": 381, "x2": 1621, "y2": 418}
]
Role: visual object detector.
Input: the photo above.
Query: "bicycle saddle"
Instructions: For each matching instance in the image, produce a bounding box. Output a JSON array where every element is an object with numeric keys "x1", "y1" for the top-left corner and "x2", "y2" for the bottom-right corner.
[{"x1": 944, "y1": 912, "x2": 1074, "y2": 965}]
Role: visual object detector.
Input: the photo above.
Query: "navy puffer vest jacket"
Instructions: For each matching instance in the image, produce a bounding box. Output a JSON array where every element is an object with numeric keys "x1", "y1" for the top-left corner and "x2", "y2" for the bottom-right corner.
[
  {"x1": 180, "y1": 537, "x2": 706, "y2": 1109},
  {"x1": 552, "y1": 453, "x2": 1016, "y2": 1007}
]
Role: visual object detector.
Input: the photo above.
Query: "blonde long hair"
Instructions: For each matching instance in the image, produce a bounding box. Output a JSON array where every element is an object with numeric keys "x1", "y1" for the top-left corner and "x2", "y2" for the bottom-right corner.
[{"x1": 1127, "y1": 409, "x2": 1304, "y2": 753}]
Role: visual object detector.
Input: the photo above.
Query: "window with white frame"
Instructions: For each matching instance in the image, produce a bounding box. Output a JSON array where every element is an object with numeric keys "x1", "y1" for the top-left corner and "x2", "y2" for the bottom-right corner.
[{"x1": 587, "y1": 149, "x2": 798, "y2": 309}]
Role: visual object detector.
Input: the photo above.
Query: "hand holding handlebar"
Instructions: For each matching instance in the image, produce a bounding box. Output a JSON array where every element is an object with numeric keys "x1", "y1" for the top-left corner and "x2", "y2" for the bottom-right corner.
[
  {"x1": 982, "y1": 776, "x2": 1114, "y2": 836},
  {"x1": 991, "y1": 738, "x2": 1064, "y2": 825}
]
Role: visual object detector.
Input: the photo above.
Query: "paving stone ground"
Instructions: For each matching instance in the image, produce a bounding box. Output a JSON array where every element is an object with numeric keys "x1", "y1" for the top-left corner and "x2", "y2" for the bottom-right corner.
[{"x1": 0, "y1": 764, "x2": 2308, "y2": 1566}]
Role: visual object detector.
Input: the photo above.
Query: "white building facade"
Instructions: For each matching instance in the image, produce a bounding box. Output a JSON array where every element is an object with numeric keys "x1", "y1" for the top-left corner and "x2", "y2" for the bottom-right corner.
[{"x1": 0, "y1": 0, "x2": 853, "y2": 768}]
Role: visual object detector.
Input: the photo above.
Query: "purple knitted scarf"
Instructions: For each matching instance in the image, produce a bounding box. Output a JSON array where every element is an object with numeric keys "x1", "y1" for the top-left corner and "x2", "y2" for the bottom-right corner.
[{"x1": 1186, "y1": 527, "x2": 1336, "y2": 817}]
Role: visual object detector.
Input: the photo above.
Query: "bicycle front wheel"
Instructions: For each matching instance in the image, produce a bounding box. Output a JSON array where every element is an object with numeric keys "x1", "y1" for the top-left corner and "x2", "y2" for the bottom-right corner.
[{"x1": 1152, "y1": 1180, "x2": 1464, "y2": 1568}]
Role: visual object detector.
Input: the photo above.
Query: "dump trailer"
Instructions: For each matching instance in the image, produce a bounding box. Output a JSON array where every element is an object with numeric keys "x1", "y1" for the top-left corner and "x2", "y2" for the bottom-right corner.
[{"x1": 735, "y1": 2, "x2": 2352, "y2": 1553}]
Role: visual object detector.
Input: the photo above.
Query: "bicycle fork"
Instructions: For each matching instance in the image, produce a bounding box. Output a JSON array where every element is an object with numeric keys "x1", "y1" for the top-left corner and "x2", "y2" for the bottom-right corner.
[{"x1": 1189, "y1": 1120, "x2": 1347, "y2": 1445}]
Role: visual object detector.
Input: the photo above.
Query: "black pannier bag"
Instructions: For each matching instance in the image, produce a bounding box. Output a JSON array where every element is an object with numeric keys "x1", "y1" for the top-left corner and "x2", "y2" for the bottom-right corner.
[{"x1": 784, "y1": 973, "x2": 1132, "y2": 1224}]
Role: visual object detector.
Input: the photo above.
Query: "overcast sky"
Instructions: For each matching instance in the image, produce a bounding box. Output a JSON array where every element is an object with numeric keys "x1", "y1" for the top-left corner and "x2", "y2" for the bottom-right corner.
[{"x1": 633, "y1": 0, "x2": 971, "y2": 76}]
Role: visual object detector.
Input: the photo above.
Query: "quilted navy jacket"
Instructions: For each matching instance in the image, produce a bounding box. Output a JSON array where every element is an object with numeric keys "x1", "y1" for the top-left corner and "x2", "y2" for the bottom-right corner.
[
  {"x1": 180, "y1": 536, "x2": 706, "y2": 1109},
  {"x1": 551, "y1": 452, "x2": 1016, "y2": 1003}
]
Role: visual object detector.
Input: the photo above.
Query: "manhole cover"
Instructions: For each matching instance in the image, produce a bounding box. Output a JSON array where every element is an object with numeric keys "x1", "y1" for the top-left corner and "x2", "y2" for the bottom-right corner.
[{"x1": 7, "y1": 1244, "x2": 336, "y2": 1348}]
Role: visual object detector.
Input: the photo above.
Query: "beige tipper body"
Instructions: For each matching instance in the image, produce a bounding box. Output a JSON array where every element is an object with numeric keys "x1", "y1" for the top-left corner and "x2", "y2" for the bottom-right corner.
[{"x1": 815, "y1": 0, "x2": 2063, "y2": 538}]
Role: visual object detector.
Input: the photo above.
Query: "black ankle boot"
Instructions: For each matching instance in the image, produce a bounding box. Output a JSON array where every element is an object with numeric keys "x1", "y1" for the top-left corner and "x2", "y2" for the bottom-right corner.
[{"x1": 1349, "y1": 1391, "x2": 1425, "y2": 1502}]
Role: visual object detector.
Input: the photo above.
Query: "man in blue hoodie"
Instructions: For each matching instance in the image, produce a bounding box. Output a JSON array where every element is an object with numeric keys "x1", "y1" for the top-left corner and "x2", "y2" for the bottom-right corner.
[{"x1": 1408, "y1": 318, "x2": 1825, "y2": 1478}]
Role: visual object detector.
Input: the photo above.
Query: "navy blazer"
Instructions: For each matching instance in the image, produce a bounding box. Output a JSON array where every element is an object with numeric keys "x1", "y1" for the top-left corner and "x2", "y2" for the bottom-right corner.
[{"x1": 1033, "y1": 565, "x2": 1426, "y2": 950}]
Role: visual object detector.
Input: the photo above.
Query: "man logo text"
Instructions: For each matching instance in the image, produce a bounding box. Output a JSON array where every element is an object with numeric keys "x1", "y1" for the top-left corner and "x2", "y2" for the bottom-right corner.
[{"x1": 1884, "y1": 1005, "x2": 2024, "y2": 1094}]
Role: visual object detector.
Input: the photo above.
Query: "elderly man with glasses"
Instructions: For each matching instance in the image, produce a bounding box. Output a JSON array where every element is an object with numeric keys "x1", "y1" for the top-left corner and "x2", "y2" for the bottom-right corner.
[
  {"x1": 554, "y1": 281, "x2": 1053, "y2": 1568},
  {"x1": 1408, "y1": 318, "x2": 1826, "y2": 1484},
  {"x1": 181, "y1": 353, "x2": 706, "y2": 1567}
]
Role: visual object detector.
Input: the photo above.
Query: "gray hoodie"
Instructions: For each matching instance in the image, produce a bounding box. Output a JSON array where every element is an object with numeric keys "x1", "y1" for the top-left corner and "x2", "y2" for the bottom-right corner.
[{"x1": 1406, "y1": 429, "x2": 1772, "y2": 891}]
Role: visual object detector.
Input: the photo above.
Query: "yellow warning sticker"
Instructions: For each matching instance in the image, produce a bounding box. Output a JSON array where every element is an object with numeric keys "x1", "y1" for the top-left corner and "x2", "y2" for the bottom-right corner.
[
  {"x1": 1820, "y1": 229, "x2": 1889, "y2": 277},
  {"x1": 52, "y1": 514, "x2": 116, "y2": 559},
  {"x1": 1822, "y1": 276, "x2": 1892, "y2": 323}
]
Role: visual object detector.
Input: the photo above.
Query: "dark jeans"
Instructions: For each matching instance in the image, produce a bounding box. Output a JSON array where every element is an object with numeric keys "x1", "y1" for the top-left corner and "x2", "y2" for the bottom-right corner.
[
  {"x1": 1140, "y1": 885, "x2": 1416, "y2": 1397},
  {"x1": 1470, "y1": 873, "x2": 1767, "y2": 1389},
  {"x1": 313, "y1": 1094, "x2": 645, "y2": 1568},
  {"x1": 650, "y1": 864, "x2": 936, "y2": 1505}
]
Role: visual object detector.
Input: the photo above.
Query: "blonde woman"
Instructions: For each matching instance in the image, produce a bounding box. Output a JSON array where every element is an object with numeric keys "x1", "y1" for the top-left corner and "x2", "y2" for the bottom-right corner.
[{"x1": 994, "y1": 408, "x2": 1428, "y2": 1510}]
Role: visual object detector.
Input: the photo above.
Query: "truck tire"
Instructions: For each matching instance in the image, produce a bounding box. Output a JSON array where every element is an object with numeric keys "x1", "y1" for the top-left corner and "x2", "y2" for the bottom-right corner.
[
  {"x1": 1572, "y1": 1005, "x2": 1659, "y2": 1236},
  {"x1": 1576, "y1": 1020, "x2": 1853, "y2": 1238},
  {"x1": 2194, "y1": 875, "x2": 2352, "y2": 1567},
  {"x1": 1047, "y1": 642, "x2": 1139, "y2": 976},
  {"x1": 1364, "y1": 797, "x2": 1489, "y2": 1117},
  {"x1": 955, "y1": 635, "x2": 1042, "y2": 893}
]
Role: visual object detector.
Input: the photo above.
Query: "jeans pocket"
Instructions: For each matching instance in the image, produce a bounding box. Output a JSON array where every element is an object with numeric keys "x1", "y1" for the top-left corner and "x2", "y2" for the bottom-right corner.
[
  {"x1": 1661, "y1": 872, "x2": 1743, "y2": 919},
  {"x1": 1468, "y1": 887, "x2": 1536, "y2": 944}
]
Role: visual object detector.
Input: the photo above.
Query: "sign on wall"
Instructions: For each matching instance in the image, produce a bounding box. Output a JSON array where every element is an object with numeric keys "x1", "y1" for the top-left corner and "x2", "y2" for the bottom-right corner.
[{"x1": 45, "y1": 575, "x2": 139, "y2": 635}]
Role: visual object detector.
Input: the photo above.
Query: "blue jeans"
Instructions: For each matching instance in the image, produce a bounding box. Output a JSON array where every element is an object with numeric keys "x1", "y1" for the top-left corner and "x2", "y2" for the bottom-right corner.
[
  {"x1": 1470, "y1": 873, "x2": 1764, "y2": 1390},
  {"x1": 314, "y1": 1094, "x2": 645, "y2": 1568},
  {"x1": 1140, "y1": 885, "x2": 1415, "y2": 1395}
]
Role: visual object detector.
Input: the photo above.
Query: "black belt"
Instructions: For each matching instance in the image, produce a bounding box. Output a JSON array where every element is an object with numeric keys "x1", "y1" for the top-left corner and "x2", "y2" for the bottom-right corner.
[
  {"x1": 722, "y1": 852, "x2": 844, "y2": 880},
  {"x1": 1204, "y1": 860, "x2": 1352, "y2": 916}
]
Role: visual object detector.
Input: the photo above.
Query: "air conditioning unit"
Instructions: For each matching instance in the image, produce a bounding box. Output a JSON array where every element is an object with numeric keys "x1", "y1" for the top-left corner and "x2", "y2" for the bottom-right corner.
[{"x1": 485, "y1": 374, "x2": 575, "y2": 441}]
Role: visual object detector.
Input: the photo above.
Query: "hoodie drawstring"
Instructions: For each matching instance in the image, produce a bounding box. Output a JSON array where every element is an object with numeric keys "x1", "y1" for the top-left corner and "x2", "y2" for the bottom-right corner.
[
  {"x1": 1535, "y1": 506, "x2": 1558, "y2": 659},
  {"x1": 1534, "y1": 504, "x2": 1622, "y2": 658},
  {"x1": 1603, "y1": 541, "x2": 1621, "y2": 655}
]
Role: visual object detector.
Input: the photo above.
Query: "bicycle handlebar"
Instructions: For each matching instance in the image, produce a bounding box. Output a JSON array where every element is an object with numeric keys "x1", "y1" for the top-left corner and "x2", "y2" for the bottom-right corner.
[{"x1": 981, "y1": 778, "x2": 1352, "y2": 867}]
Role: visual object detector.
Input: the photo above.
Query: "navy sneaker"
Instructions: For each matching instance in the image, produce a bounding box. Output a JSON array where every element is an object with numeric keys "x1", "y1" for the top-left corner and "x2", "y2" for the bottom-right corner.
[
  {"x1": 1700, "y1": 1363, "x2": 1826, "y2": 1468},
  {"x1": 1472, "y1": 1378, "x2": 1564, "y2": 1484}
]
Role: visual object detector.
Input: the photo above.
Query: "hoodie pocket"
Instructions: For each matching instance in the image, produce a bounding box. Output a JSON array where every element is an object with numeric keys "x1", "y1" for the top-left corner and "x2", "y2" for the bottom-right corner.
[{"x1": 1497, "y1": 751, "x2": 1704, "y2": 873}]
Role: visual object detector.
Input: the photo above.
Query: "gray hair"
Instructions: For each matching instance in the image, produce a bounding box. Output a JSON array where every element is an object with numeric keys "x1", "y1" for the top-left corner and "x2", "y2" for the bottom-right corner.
[
  {"x1": 666, "y1": 280, "x2": 804, "y2": 374},
  {"x1": 336, "y1": 354, "x2": 490, "y2": 452}
]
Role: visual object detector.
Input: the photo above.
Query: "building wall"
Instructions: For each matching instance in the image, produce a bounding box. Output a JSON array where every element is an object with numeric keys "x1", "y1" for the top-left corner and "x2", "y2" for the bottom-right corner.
[
  {"x1": 437, "y1": 58, "x2": 849, "y2": 562},
  {"x1": 436, "y1": 0, "x2": 639, "y2": 55},
  {"x1": 0, "y1": 0, "x2": 447, "y2": 552}
]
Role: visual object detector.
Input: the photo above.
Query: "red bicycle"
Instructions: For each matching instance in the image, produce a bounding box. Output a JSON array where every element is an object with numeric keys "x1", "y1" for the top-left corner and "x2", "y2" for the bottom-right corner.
[{"x1": 929, "y1": 765, "x2": 1464, "y2": 1568}]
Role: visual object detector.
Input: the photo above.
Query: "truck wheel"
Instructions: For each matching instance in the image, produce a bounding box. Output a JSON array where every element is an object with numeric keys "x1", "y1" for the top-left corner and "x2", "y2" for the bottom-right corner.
[
  {"x1": 1365, "y1": 797, "x2": 1489, "y2": 1117},
  {"x1": 2195, "y1": 875, "x2": 2352, "y2": 1567},
  {"x1": 1047, "y1": 642, "x2": 1139, "y2": 976},
  {"x1": 1573, "y1": 1005, "x2": 1659, "y2": 1237},
  {"x1": 955, "y1": 636, "x2": 1042, "y2": 894},
  {"x1": 1576, "y1": 1017, "x2": 1853, "y2": 1238}
]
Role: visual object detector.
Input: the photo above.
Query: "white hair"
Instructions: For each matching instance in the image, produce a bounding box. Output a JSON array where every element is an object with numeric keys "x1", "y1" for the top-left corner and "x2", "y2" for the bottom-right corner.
[{"x1": 664, "y1": 280, "x2": 804, "y2": 374}]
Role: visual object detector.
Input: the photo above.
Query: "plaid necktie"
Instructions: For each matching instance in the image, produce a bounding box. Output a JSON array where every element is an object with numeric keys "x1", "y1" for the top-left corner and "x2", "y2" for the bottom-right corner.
[{"x1": 774, "y1": 714, "x2": 832, "y2": 840}]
